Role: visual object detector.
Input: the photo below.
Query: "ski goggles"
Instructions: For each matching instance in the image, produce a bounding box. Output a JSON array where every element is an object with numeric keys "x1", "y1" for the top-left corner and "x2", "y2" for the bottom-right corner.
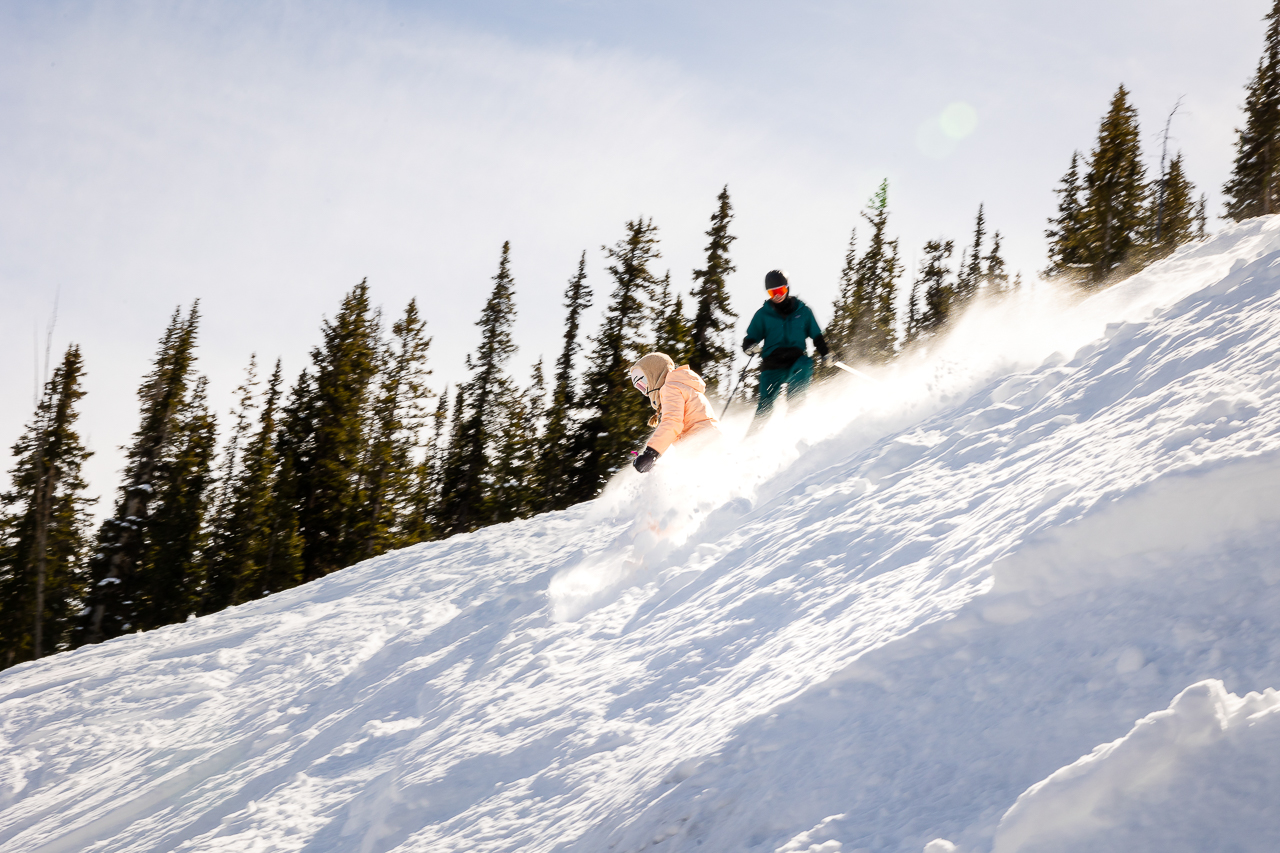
[
  {"x1": 767, "y1": 284, "x2": 789, "y2": 299},
  {"x1": 629, "y1": 367, "x2": 649, "y2": 393}
]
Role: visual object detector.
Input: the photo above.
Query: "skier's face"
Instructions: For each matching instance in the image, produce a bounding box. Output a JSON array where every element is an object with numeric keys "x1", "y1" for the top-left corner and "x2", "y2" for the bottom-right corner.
[
  {"x1": 629, "y1": 366, "x2": 649, "y2": 394},
  {"x1": 768, "y1": 285, "x2": 788, "y2": 303}
]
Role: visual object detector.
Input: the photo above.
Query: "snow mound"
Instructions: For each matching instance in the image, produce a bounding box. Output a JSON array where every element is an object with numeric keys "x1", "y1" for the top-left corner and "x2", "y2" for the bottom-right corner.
[
  {"x1": 994, "y1": 680, "x2": 1280, "y2": 853},
  {"x1": 4, "y1": 216, "x2": 1280, "y2": 852}
]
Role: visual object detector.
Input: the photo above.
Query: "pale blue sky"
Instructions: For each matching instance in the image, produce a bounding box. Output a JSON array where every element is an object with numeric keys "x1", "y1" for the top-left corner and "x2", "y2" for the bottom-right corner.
[{"x1": 0, "y1": 0, "x2": 1268, "y2": 507}]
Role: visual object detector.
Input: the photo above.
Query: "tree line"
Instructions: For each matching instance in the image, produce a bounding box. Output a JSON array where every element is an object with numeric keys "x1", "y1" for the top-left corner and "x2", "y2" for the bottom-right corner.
[{"x1": 6, "y1": 0, "x2": 1280, "y2": 668}]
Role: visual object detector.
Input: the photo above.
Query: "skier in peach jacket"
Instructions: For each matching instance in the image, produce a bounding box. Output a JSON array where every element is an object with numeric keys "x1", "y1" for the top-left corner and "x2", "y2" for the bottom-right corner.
[{"x1": 628, "y1": 352, "x2": 721, "y2": 473}]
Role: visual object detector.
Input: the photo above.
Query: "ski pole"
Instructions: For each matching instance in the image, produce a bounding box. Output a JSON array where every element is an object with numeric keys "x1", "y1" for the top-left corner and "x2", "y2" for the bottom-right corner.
[
  {"x1": 832, "y1": 360, "x2": 880, "y2": 383},
  {"x1": 720, "y1": 353, "x2": 756, "y2": 419}
]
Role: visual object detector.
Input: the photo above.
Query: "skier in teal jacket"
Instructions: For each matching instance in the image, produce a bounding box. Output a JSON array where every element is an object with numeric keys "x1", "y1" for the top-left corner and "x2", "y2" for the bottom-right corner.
[{"x1": 742, "y1": 269, "x2": 829, "y2": 429}]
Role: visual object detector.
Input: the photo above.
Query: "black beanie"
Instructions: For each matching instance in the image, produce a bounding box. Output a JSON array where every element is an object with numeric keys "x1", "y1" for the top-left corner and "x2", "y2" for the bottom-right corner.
[{"x1": 764, "y1": 269, "x2": 789, "y2": 290}]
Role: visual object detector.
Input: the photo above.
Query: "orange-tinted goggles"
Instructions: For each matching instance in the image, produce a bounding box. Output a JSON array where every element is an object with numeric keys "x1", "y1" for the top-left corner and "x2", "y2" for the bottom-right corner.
[{"x1": 767, "y1": 285, "x2": 789, "y2": 299}]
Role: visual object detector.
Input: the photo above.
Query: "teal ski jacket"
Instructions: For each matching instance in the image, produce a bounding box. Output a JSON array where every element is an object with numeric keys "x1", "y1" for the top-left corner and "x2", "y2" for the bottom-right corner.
[{"x1": 743, "y1": 296, "x2": 828, "y2": 370}]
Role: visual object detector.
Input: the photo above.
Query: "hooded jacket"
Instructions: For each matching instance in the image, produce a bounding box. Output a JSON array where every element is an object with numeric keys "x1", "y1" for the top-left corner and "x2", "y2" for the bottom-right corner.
[{"x1": 634, "y1": 358, "x2": 720, "y2": 454}]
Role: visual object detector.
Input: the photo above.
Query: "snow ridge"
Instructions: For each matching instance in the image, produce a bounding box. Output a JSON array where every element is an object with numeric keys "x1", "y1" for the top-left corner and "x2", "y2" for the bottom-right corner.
[{"x1": 4, "y1": 217, "x2": 1280, "y2": 852}]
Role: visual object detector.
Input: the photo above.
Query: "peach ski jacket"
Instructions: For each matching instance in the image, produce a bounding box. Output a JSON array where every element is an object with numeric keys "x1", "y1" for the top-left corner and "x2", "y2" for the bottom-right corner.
[{"x1": 647, "y1": 366, "x2": 721, "y2": 454}]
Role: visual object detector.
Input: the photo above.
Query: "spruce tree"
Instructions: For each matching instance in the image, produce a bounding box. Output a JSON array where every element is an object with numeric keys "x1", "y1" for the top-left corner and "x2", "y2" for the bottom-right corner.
[
  {"x1": 358, "y1": 299, "x2": 433, "y2": 558},
  {"x1": 1148, "y1": 153, "x2": 1200, "y2": 260},
  {"x1": 828, "y1": 181, "x2": 900, "y2": 364},
  {"x1": 1224, "y1": 1, "x2": 1280, "y2": 221},
  {"x1": 0, "y1": 345, "x2": 92, "y2": 667},
  {"x1": 653, "y1": 272, "x2": 694, "y2": 364},
  {"x1": 538, "y1": 254, "x2": 592, "y2": 510},
  {"x1": 688, "y1": 186, "x2": 738, "y2": 387},
  {"x1": 201, "y1": 360, "x2": 301, "y2": 610},
  {"x1": 438, "y1": 243, "x2": 518, "y2": 535},
  {"x1": 955, "y1": 204, "x2": 987, "y2": 305},
  {"x1": 1078, "y1": 85, "x2": 1148, "y2": 286},
  {"x1": 77, "y1": 305, "x2": 202, "y2": 646},
  {"x1": 282, "y1": 281, "x2": 381, "y2": 581},
  {"x1": 1044, "y1": 152, "x2": 1087, "y2": 281},
  {"x1": 571, "y1": 218, "x2": 661, "y2": 500},
  {"x1": 984, "y1": 230, "x2": 1011, "y2": 296},
  {"x1": 908, "y1": 239, "x2": 956, "y2": 342},
  {"x1": 489, "y1": 360, "x2": 545, "y2": 524},
  {"x1": 402, "y1": 388, "x2": 451, "y2": 544},
  {"x1": 137, "y1": 375, "x2": 217, "y2": 630}
]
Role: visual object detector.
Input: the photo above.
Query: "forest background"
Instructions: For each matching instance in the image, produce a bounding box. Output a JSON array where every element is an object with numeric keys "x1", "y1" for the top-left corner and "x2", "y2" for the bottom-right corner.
[{"x1": 1, "y1": 0, "x2": 1277, "y2": 664}]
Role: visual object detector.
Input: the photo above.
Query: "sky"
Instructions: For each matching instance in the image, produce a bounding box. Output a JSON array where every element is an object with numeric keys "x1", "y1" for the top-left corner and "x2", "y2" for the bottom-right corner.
[{"x1": 0, "y1": 0, "x2": 1269, "y2": 513}]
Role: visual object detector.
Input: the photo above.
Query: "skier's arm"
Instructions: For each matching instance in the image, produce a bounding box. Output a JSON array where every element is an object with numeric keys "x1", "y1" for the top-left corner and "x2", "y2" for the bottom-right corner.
[
  {"x1": 743, "y1": 309, "x2": 766, "y2": 353},
  {"x1": 805, "y1": 307, "x2": 830, "y2": 357},
  {"x1": 647, "y1": 383, "x2": 688, "y2": 455}
]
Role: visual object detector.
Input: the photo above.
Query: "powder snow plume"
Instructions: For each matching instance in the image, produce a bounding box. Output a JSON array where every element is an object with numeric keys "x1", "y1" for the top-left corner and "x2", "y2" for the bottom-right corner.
[{"x1": 5, "y1": 216, "x2": 1280, "y2": 853}]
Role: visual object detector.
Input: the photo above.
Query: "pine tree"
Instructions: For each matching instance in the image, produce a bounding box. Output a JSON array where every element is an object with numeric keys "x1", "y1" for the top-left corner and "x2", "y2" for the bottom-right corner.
[
  {"x1": 1078, "y1": 85, "x2": 1148, "y2": 287},
  {"x1": 77, "y1": 305, "x2": 202, "y2": 646},
  {"x1": 201, "y1": 360, "x2": 301, "y2": 610},
  {"x1": 571, "y1": 218, "x2": 661, "y2": 500},
  {"x1": 438, "y1": 243, "x2": 518, "y2": 535},
  {"x1": 1045, "y1": 152, "x2": 1087, "y2": 281},
  {"x1": 984, "y1": 230, "x2": 1011, "y2": 296},
  {"x1": 828, "y1": 181, "x2": 900, "y2": 364},
  {"x1": 402, "y1": 388, "x2": 450, "y2": 544},
  {"x1": 358, "y1": 299, "x2": 433, "y2": 558},
  {"x1": 653, "y1": 272, "x2": 694, "y2": 364},
  {"x1": 489, "y1": 360, "x2": 545, "y2": 524},
  {"x1": 0, "y1": 345, "x2": 92, "y2": 667},
  {"x1": 1148, "y1": 153, "x2": 1200, "y2": 261},
  {"x1": 538, "y1": 254, "x2": 592, "y2": 510},
  {"x1": 688, "y1": 186, "x2": 738, "y2": 387},
  {"x1": 137, "y1": 375, "x2": 217, "y2": 630},
  {"x1": 955, "y1": 204, "x2": 987, "y2": 305},
  {"x1": 282, "y1": 281, "x2": 381, "y2": 582},
  {"x1": 1225, "y1": 1, "x2": 1280, "y2": 221},
  {"x1": 199, "y1": 357, "x2": 259, "y2": 611},
  {"x1": 908, "y1": 239, "x2": 956, "y2": 342}
]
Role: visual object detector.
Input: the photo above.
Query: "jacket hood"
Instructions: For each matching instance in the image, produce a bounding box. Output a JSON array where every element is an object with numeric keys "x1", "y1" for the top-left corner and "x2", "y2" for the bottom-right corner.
[{"x1": 663, "y1": 365, "x2": 706, "y2": 393}]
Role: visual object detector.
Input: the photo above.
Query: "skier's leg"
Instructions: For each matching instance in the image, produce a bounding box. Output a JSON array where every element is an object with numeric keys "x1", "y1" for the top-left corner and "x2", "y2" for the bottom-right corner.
[
  {"x1": 748, "y1": 369, "x2": 786, "y2": 435},
  {"x1": 783, "y1": 356, "x2": 815, "y2": 410}
]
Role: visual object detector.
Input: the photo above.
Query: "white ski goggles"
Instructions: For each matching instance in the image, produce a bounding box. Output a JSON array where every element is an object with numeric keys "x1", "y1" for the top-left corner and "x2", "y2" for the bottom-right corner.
[{"x1": 629, "y1": 367, "x2": 648, "y2": 393}]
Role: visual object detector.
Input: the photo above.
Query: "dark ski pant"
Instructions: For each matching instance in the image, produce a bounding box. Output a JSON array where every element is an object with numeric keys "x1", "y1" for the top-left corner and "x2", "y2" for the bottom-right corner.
[{"x1": 751, "y1": 356, "x2": 814, "y2": 428}]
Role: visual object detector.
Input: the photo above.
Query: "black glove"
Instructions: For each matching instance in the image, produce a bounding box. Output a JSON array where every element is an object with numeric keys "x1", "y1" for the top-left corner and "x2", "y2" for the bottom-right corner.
[
  {"x1": 743, "y1": 337, "x2": 762, "y2": 355},
  {"x1": 633, "y1": 446, "x2": 660, "y2": 473}
]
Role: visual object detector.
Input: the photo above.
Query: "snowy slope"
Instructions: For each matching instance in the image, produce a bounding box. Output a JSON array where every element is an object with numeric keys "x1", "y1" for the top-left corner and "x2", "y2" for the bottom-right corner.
[{"x1": 5, "y1": 217, "x2": 1280, "y2": 853}]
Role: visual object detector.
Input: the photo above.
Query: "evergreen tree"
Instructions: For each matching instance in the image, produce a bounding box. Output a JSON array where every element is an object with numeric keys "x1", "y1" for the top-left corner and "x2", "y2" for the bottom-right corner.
[
  {"x1": 688, "y1": 186, "x2": 738, "y2": 387},
  {"x1": 489, "y1": 360, "x2": 545, "y2": 524},
  {"x1": 571, "y1": 218, "x2": 662, "y2": 500},
  {"x1": 438, "y1": 243, "x2": 518, "y2": 535},
  {"x1": 358, "y1": 299, "x2": 433, "y2": 558},
  {"x1": 402, "y1": 388, "x2": 450, "y2": 544},
  {"x1": 1078, "y1": 85, "x2": 1148, "y2": 287},
  {"x1": 282, "y1": 281, "x2": 381, "y2": 582},
  {"x1": 0, "y1": 345, "x2": 92, "y2": 667},
  {"x1": 1224, "y1": 1, "x2": 1280, "y2": 221},
  {"x1": 137, "y1": 375, "x2": 217, "y2": 630},
  {"x1": 1045, "y1": 152, "x2": 1087, "y2": 281},
  {"x1": 653, "y1": 272, "x2": 694, "y2": 364},
  {"x1": 908, "y1": 239, "x2": 956, "y2": 342},
  {"x1": 199, "y1": 357, "x2": 259, "y2": 611},
  {"x1": 828, "y1": 181, "x2": 901, "y2": 364},
  {"x1": 538, "y1": 253, "x2": 592, "y2": 510},
  {"x1": 201, "y1": 360, "x2": 301, "y2": 610},
  {"x1": 955, "y1": 204, "x2": 987, "y2": 305},
  {"x1": 984, "y1": 230, "x2": 1011, "y2": 296},
  {"x1": 1148, "y1": 152, "x2": 1201, "y2": 260},
  {"x1": 77, "y1": 305, "x2": 202, "y2": 646}
]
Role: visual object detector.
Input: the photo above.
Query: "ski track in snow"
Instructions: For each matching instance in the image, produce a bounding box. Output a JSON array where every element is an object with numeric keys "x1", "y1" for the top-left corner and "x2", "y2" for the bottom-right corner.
[{"x1": 5, "y1": 217, "x2": 1280, "y2": 852}]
